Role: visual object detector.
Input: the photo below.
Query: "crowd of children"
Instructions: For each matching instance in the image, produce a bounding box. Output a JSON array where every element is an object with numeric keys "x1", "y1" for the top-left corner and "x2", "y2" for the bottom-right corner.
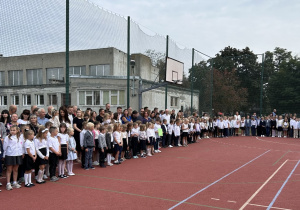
[{"x1": 0, "y1": 106, "x2": 299, "y2": 192}]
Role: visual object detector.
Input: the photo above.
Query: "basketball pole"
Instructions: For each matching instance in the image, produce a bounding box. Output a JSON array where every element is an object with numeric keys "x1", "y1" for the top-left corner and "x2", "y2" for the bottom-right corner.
[
  {"x1": 127, "y1": 16, "x2": 130, "y2": 108},
  {"x1": 260, "y1": 53, "x2": 265, "y2": 116},
  {"x1": 191, "y1": 48, "x2": 194, "y2": 114},
  {"x1": 165, "y1": 35, "x2": 169, "y2": 110}
]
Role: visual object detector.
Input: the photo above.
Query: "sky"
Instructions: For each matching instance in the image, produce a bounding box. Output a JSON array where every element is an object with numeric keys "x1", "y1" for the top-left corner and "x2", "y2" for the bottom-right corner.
[{"x1": 87, "y1": 0, "x2": 300, "y2": 57}]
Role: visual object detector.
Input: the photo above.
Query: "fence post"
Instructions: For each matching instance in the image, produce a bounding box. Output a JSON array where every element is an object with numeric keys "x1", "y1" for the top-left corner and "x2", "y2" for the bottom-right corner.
[
  {"x1": 191, "y1": 48, "x2": 194, "y2": 114},
  {"x1": 260, "y1": 54, "x2": 265, "y2": 116},
  {"x1": 165, "y1": 35, "x2": 169, "y2": 110},
  {"x1": 127, "y1": 16, "x2": 130, "y2": 108},
  {"x1": 65, "y1": 0, "x2": 70, "y2": 106}
]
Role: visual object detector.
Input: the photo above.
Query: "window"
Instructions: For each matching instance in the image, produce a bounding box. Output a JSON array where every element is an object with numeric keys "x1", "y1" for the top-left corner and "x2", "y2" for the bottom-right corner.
[
  {"x1": 8, "y1": 70, "x2": 23, "y2": 86},
  {"x1": 0, "y1": 95, "x2": 7, "y2": 105},
  {"x1": 27, "y1": 69, "x2": 43, "y2": 85},
  {"x1": 48, "y1": 94, "x2": 57, "y2": 105},
  {"x1": 35, "y1": 94, "x2": 44, "y2": 105},
  {"x1": 23, "y1": 95, "x2": 31, "y2": 106},
  {"x1": 70, "y1": 66, "x2": 86, "y2": 76},
  {"x1": 90, "y1": 65, "x2": 110, "y2": 76},
  {"x1": 11, "y1": 95, "x2": 19, "y2": 105},
  {"x1": 46, "y1": 68, "x2": 64, "y2": 84},
  {"x1": 78, "y1": 90, "x2": 125, "y2": 106},
  {"x1": 0, "y1": 71, "x2": 5, "y2": 86},
  {"x1": 171, "y1": 96, "x2": 178, "y2": 107}
]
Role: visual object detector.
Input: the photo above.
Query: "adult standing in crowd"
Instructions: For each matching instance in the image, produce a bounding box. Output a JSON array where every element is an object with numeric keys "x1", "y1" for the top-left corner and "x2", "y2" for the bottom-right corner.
[
  {"x1": 131, "y1": 110, "x2": 143, "y2": 122},
  {"x1": 9, "y1": 105, "x2": 17, "y2": 116},
  {"x1": 121, "y1": 109, "x2": 132, "y2": 124},
  {"x1": 96, "y1": 108, "x2": 105, "y2": 123},
  {"x1": 29, "y1": 114, "x2": 39, "y2": 135},
  {"x1": 105, "y1": 103, "x2": 111, "y2": 114},
  {"x1": 73, "y1": 109, "x2": 84, "y2": 162},
  {"x1": 161, "y1": 109, "x2": 171, "y2": 125},
  {"x1": 45, "y1": 106, "x2": 53, "y2": 119},
  {"x1": 53, "y1": 106, "x2": 71, "y2": 128},
  {"x1": 68, "y1": 105, "x2": 74, "y2": 127},
  {"x1": 17, "y1": 109, "x2": 30, "y2": 125},
  {"x1": 170, "y1": 109, "x2": 176, "y2": 120},
  {"x1": 37, "y1": 108, "x2": 49, "y2": 126},
  {"x1": 117, "y1": 106, "x2": 123, "y2": 122},
  {"x1": 30, "y1": 105, "x2": 37, "y2": 115},
  {"x1": 141, "y1": 111, "x2": 151, "y2": 124},
  {"x1": 272, "y1": 109, "x2": 277, "y2": 117},
  {"x1": 7, "y1": 113, "x2": 19, "y2": 133}
]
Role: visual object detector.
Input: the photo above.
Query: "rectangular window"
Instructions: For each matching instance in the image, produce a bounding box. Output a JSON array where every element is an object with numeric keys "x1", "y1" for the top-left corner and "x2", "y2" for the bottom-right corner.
[
  {"x1": 46, "y1": 68, "x2": 64, "y2": 84},
  {"x1": 23, "y1": 95, "x2": 31, "y2": 106},
  {"x1": 70, "y1": 66, "x2": 86, "y2": 76},
  {"x1": 11, "y1": 95, "x2": 19, "y2": 105},
  {"x1": 48, "y1": 94, "x2": 57, "y2": 105},
  {"x1": 78, "y1": 90, "x2": 125, "y2": 106},
  {"x1": 0, "y1": 96, "x2": 7, "y2": 106},
  {"x1": 90, "y1": 64, "x2": 110, "y2": 76},
  {"x1": 171, "y1": 96, "x2": 178, "y2": 107},
  {"x1": 36, "y1": 94, "x2": 44, "y2": 105},
  {"x1": 8, "y1": 70, "x2": 23, "y2": 86},
  {"x1": 27, "y1": 69, "x2": 43, "y2": 85},
  {"x1": 0, "y1": 71, "x2": 5, "y2": 86}
]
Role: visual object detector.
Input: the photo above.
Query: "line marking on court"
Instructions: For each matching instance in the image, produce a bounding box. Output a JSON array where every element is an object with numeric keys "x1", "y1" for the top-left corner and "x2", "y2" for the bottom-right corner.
[
  {"x1": 211, "y1": 198, "x2": 220, "y2": 201},
  {"x1": 51, "y1": 182, "x2": 232, "y2": 210},
  {"x1": 273, "y1": 150, "x2": 290, "y2": 166},
  {"x1": 239, "y1": 159, "x2": 289, "y2": 210},
  {"x1": 256, "y1": 137, "x2": 300, "y2": 147},
  {"x1": 267, "y1": 160, "x2": 300, "y2": 210},
  {"x1": 168, "y1": 150, "x2": 271, "y2": 210},
  {"x1": 249, "y1": 203, "x2": 292, "y2": 210},
  {"x1": 227, "y1": 200, "x2": 237, "y2": 203}
]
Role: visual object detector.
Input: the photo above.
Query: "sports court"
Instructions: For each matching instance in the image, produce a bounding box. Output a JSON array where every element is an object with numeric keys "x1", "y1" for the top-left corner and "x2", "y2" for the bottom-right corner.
[{"x1": 1, "y1": 136, "x2": 299, "y2": 210}]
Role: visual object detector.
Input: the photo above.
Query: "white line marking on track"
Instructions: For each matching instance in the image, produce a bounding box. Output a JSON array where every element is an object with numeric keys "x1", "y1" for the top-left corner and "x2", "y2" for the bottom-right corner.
[
  {"x1": 211, "y1": 198, "x2": 220, "y2": 201},
  {"x1": 227, "y1": 200, "x2": 237, "y2": 203},
  {"x1": 249, "y1": 203, "x2": 292, "y2": 210},
  {"x1": 267, "y1": 160, "x2": 300, "y2": 210},
  {"x1": 168, "y1": 150, "x2": 271, "y2": 210},
  {"x1": 239, "y1": 159, "x2": 289, "y2": 210}
]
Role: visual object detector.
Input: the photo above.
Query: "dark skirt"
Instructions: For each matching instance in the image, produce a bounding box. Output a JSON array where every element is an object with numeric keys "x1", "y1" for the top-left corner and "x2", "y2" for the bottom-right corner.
[
  {"x1": 277, "y1": 126, "x2": 283, "y2": 131},
  {"x1": 59, "y1": 144, "x2": 68, "y2": 160},
  {"x1": 24, "y1": 154, "x2": 35, "y2": 171},
  {"x1": 107, "y1": 141, "x2": 114, "y2": 154},
  {"x1": 195, "y1": 131, "x2": 200, "y2": 136},
  {"x1": 37, "y1": 148, "x2": 48, "y2": 165},
  {"x1": 122, "y1": 138, "x2": 128, "y2": 151},
  {"x1": 146, "y1": 137, "x2": 153, "y2": 145},
  {"x1": 181, "y1": 132, "x2": 188, "y2": 137},
  {"x1": 5, "y1": 155, "x2": 23, "y2": 166},
  {"x1": 240, "y1": 127, "x2": 245, "y2": 130},
  {"x1": 140, "y1": 140, "x2": 146, "y2": 151}
]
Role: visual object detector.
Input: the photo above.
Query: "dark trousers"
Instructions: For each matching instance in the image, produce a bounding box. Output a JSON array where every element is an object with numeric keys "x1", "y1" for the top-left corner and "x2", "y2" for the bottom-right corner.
[
  {"x1": 49, "y1": 153, "x2": 58, "y2": 178},
  {"x1": 257, "y1": 126, "x2": 262, "y2": 136},
  {"x1": 251, "y1": 126, "x2": 256, "y2": 136},
  {"x1": 132, "y1": 137, "x2": 138, "y2": 156},
  {"x1": 224, "y1": 128, "x2": 229, "y2": 137},
  {"x1": 154, "y1": 138, "x2": 160, "y2": 150},
  {"x1": 167, "y1": 134, "x2": 172, "y2": 146},
  {"x1": 81, "y1": 148, "x2": 85, "y2": 168},
  {"x1": 214, "y1": 127, "x2": 218, "y2": 137},
  {"x1": 266, "y1": 127, "x2": 270, "y2": 137},
  {"x1": 162, "y1": 134, "x2": 166, "y2": 147},
  {"x1": 174, "y1": 136, "x2": 179, "y2": 146},
  {"x1": 261, "y1": 127, "x2": 266, "y2": 136},
  {"x1": 99, "y1": 148, "x2": 106, "y2": 166},
  {"x1": 219, "y1": 129, "x2": 223, "y2": 137}
]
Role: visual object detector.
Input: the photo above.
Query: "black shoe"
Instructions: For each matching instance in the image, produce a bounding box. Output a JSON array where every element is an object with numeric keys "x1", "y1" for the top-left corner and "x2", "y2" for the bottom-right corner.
[
  {"x1": 25, "y1": 184, "x2": 31, "y2": 188},
  {"x1": 63, "y1": 174, "x2": 69, "y2": 178},
  {"x1": 30, "y1": 183, "x2": 35, "y2": 187},
  {"x1": 36, "y1": 181, "x2": 43, "y2": 184},
  {"x1": 100, "y1": 165, "x2": 106, "y2": 168}
]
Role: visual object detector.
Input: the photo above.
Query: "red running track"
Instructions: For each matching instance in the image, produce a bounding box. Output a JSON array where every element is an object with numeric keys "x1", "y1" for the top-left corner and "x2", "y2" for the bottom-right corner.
[{"x1": 0, "y1": 136, "x2": 299, "y2": 210}]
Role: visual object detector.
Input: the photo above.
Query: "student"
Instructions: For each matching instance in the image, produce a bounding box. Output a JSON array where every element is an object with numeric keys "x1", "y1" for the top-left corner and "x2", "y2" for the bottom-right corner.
[
  {"x1": 174, "y1": 119, "x2": 181, "y2": 146},
  {"x1": 120, "y1": 124, "x2": 128, "y2": 161},
  {"x1": 260, "y1": 117, "x2": 266, "y2": 137},
  {"x1": 105, "y1": 125, "x2": 114, "y2": 166},
  {"x1": 48, "y1": 127, "x2": 60, "y2": 182},
  {"x1": 113, "y1": 123, "x2": 123, "y2": 164},
  {"x1": 283, "y1": 117, "x2": 289, "y2": 138},
  {"x1": 181, "y1": 119, "x2": 189, "y2": 146},
  {"x1": 23, "y1": 130, "x2": 36, "y2": 187},
  {"x1": 131, "y1": 122, "x2": 140, "y2": 158},
  {"x1": 58, "y1": 123, "x2": 69, "y2": 178},
  {"x1": 139, "y1": 124, "x2": 147, "y2": 158},
  {"x1": 93, "y1": 121, "x2": 100, "y2": 166},
  {"x1": 251, "y1": 117, "x2": 257, "y2": 136},
  {"x1": 234, "y1": 116, "x2": 240, "y2": 136},
  {"x1": 265, "y1": 116, "x2": 271, "y2": 137},
  {"x1": 208, "y1": 118, "x2": 213, "y2": 138},
  {"x1": 3, "y1": 125, "x2": 23, "y2": 190},
  {"x1": 83, "y1": 122, "x2": 95, "y2": 170},
  {"x1": 34, "y1": 126, "x2": 49, "y2": 184},
  {"x1": 218, "y1": 118, "x2": 224, "y2": 138},
  {"x1": 277, "y1": 116, "x2": 284, "y2": 138},
  {"x1": 245, "y1": 115, "x2": 251, "y2": 136},
  {"x1": 167, "y1": 119, "x2": 174, "y2": 147},
  {"x1": 154, "y1": 118, "x2": 162, "y2": 152},
  {"x1": 294, "y1": 118, "x2": 299, "y2": 138},
  {"x1": 80, "y1": 121, "x2": 88, "y2": 168},
  {"x1": 146, "y1": 122, "x2": 155, "y2": 156},
  {"x1": 161, "y1": 119, "x2": 168, "y2": 148},
  {"x1": 67, "y1": 128, "x2": 77, "y2": 176},
  {"x1": 98, "y1": 126, "x2": 107, "y2": 168},
  {"x1": 240, "y1": 117, "x2": 245, "y2": 136},
  {"x1": 195, "y1": 118, "x2": 201, "y2": 140},
  {"x1": 270, "y1": 116, "x2": 277, "y2": 137},
  {"x1": 126, "y1": 123, "x2": 133, "y2": 159},
  {"x1": 213, "y1": 118, "x2": 218, "y2": 138},
  {"x1": 223, "y1": 117, "x2": 229, "y2": 138},
  {"x1": 0, "y1": 136, "x2": 3, "y2": 188}
]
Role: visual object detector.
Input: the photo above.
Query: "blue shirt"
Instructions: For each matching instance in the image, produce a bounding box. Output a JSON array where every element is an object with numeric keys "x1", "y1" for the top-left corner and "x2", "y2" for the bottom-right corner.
[{"x1": 37, "y1": 117, "x2": 49, "y2": 126}]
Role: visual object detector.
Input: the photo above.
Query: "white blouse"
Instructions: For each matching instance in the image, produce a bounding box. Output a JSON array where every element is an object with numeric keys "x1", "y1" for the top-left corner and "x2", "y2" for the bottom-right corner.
[{"x1": 3, "y1": 135, "x2": 24, "y2": 157}]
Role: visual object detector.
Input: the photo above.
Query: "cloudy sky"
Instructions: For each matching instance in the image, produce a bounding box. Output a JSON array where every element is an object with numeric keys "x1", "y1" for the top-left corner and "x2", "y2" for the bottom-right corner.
[{"x1": 88, "y1": 0, "x2": 300, "y2": 57}]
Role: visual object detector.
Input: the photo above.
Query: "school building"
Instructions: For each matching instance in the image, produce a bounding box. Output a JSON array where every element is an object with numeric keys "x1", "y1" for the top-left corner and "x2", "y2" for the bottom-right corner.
[{"x1": 0, "y1": 47, "x2": 199, "y2": 115}]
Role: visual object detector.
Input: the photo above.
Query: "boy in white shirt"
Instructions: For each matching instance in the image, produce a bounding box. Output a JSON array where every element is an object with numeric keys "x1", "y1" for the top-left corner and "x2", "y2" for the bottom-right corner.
[
  {"x1": 48, "y1": 127, "x2": 61, "y2": 182},
  {"x1": 154, "y1": 119, "x2": 162, "y2": 152}
]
